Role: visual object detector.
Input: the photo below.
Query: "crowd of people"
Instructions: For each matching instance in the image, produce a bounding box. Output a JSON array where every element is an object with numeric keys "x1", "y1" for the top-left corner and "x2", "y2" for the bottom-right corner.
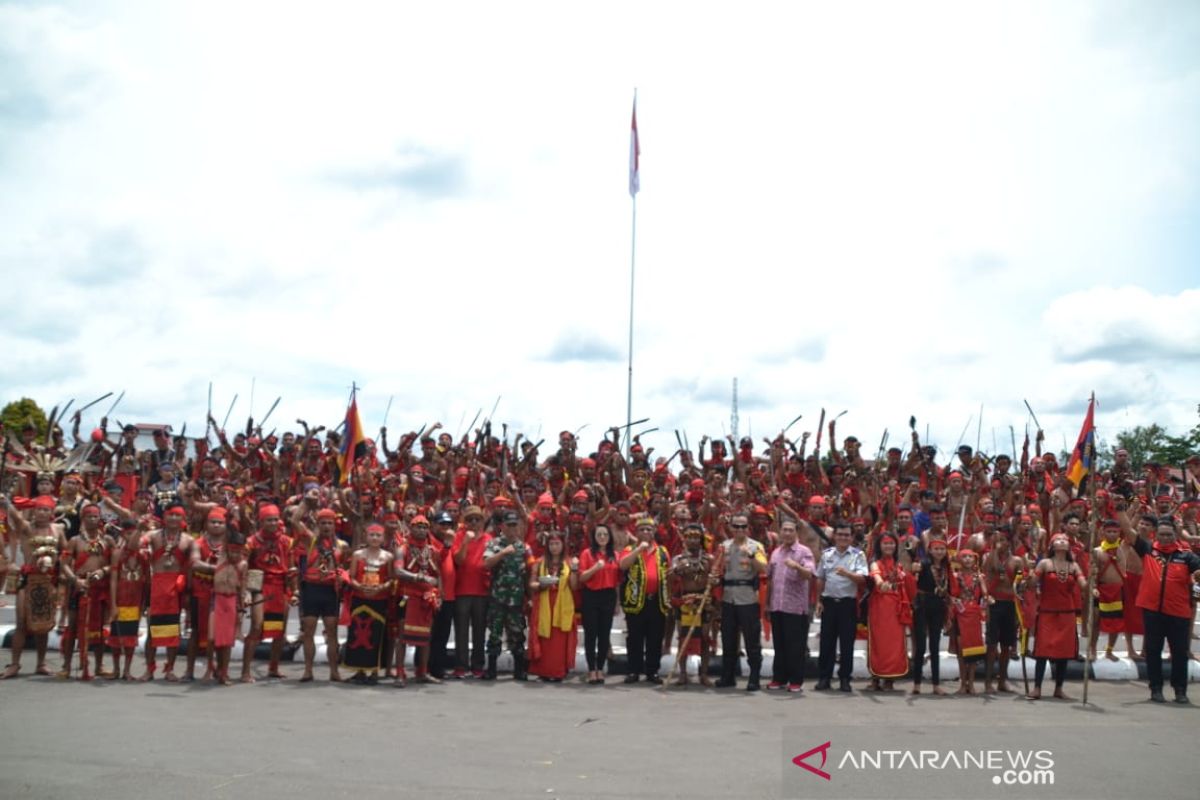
[{"x1": 1, "y1": 407, "x2": 1198, "y2": 704}]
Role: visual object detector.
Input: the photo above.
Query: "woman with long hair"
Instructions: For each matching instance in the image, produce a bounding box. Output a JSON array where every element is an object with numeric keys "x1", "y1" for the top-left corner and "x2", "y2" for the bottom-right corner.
[
  {"x1": 527, "y1": 530, "x2": 579, "y2": 682},
  {"x1": 909, "y1": 537, "x2": 951, "y2": 695},
  {"x1": 866, "y1": 532, "x2": 911, "y2": 691},
  {"x1": 1029, "y1": 534, "x2": 1085, "y2": 700},
  {"x1": 578, "y1": 525, "x2": 619, "y2": 684}
]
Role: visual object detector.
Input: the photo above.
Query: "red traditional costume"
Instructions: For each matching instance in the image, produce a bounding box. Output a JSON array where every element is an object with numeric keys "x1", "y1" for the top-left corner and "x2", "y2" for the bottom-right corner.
[
  {"x1": 109, "y1": 545, "x2": 149, "y2": 649},
  {"x1": 399, "y1": 537, "x2": 441, "y2": 646},
  {"x1": 1033, "y1": 567, "x2": 1080, "y2": 660},
  {"x1": 952, "y1": 569, "x2": 987, "y2": 662},
  {"x1": 148, "y1": 534, "x2": 189, "y2": 649},
  {"x1": 190, "y1": 535, "x2": 223, "y2": 650},
  {"x1": 866, "y1": 555, "x2": 911, "y2": 679},
  {"x1": 246, "y1": 528, "x2": 293, "y2": 641},
  {"x1": 528, "y1": 560, "x2": 578, "y2": 680}
]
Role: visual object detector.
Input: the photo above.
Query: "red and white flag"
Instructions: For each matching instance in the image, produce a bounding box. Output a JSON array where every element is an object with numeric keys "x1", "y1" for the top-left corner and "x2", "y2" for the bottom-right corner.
[{"x1": 629, "y1": 96, "x2": 640, "y2": 197}]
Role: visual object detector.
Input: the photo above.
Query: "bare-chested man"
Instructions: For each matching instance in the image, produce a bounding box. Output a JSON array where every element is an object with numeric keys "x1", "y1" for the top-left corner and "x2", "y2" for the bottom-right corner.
[
  {"x1": 667, "y1": 523, "x2": 716, "y2": 686},
  {"x1": 1089, "y1": 519, "x2": 1127, "y2": 662},
  {"x1": 210, "y1": 532, "x2": 248, "y2": 686},
  {"x1": 2, "y1": 495, "x2": 67, "y2": 678},
  {"x1": 141, "y1": 506, "x2": 194, "y2": 681},
  {"x1": 58, "y1": 504, "x2": 115, "y2": 679},
  {"x1": 293, "y1": 508, "x2": 347, "y2": 682},
  {"x1": 982, "y1": 531, "x2": 1024, "y2": 693},
  {"x1": 185, "y1": 507, "x2": 229, "y2": 681}
]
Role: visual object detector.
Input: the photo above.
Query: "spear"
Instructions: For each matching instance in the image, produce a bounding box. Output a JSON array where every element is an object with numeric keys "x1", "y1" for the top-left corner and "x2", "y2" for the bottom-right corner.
[
  {"x1": 221, "y1": 394, "x2": 238, "y2": 431},
  {"x1": 381, "y1": 396, "x2": 394, "y2": 432},
  {"x1": 1023, "y1": 399, "x2": 1043, "y2": 433},
  {"x1": 813, "y1": 408, "x2": 826, "y2": 458},
  {"x1": 58, "y1": 399, "x2": 75, "y2": 423},
  {"x1": 782, "y1": 414, "x2": 803, "y2": 437},
  {"x1": 206, "y1": 383, "x2": 213, "y2": 441},
  {"x1": 975, "y1": 404, "x2": 984, "y2": 454},
  {"x1": 1010, "y1": 426, "x2": 1018, "y2": 474},
  {"x1": 76, "y1": 392, "x2": 113, "y2": 417},
  {"x1": 954, "y1": 415, "x2": 973, "y2": 452},
  {"x1": 464, "y1": 409, "x2": 482, "y2": 439},
  {"x1": 1082, "y1": 399, "x2": 1100, "y2": 706},
  {"x1": 259, "y1": 396, "x2": 281, "y2": 431},
  {"x1": 104, "y1": 391, "x2": 125, "y2": 420}
]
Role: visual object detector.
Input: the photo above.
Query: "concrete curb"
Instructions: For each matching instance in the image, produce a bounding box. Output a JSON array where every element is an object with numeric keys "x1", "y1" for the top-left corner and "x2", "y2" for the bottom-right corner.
[{"x1": 4, "y1": 625, "x2": 1197, "y2": 682}]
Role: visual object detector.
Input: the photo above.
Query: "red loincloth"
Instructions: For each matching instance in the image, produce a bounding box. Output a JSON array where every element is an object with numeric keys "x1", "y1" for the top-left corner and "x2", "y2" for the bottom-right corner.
[
  {"x1": 1122, "y1": 572, "x2": 1143, "y2": 635},
  {"x1": 73, "y1": 588, "x2": 110, "y2": 649},
  {"x1": 211, "y1": 592, "x2": 239, "y2": 649},
  {"x1": 260, "y1": 574, "x2": 289, "y2": 641},
  {"x1": 148, "y1": 571, "x2": 182, "y2": 647},
  {"x1": 190, "y1": 582, "x2": 213, "y2": 649},
  {"x1": 402, "y1": 593, "x2": 435, "y2": 646},
  {"x1": 1096, "y1": 582, "x2": 1124, "y2": 634}
]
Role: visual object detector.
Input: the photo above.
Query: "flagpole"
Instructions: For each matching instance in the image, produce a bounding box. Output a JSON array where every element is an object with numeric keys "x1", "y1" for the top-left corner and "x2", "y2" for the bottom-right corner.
[
  {"x1": 625, "y1": 89, "x2": 638, "y2": 459},
  {"x1": 626, "y1": 192, "x2": 636, "y2": 458}
]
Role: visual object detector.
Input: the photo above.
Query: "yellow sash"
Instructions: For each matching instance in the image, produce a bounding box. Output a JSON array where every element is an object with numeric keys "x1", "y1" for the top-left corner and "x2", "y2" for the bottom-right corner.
[{"x1": 537, "y1": 560, "x2": 575, "y2": 638}]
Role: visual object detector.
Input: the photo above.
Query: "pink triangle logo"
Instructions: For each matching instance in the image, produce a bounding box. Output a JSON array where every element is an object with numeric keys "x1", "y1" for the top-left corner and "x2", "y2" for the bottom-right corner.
[{"x1": 792, "y1": 741, "x2": 832, "y2": 781}]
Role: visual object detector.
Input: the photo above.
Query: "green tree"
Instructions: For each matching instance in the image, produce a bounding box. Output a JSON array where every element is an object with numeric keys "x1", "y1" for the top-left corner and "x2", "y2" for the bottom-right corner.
[{"x1": 1, "y1": 397, "x2": 49, "y2": 440}]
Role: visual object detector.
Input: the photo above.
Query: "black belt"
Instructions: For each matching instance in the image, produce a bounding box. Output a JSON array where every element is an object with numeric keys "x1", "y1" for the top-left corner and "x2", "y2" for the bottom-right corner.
[
  {"x1": 722, "y1": 578, "x2": 758, "y2": 587},
  {"x1": 820, "y1": 595, "x2": 855, "y2": 602}
]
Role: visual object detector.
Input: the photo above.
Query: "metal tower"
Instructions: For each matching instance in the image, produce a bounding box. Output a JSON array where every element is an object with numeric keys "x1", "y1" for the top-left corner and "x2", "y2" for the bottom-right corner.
[{"x1": 731, "y1": 377, "x2": 739, "y2": 442}]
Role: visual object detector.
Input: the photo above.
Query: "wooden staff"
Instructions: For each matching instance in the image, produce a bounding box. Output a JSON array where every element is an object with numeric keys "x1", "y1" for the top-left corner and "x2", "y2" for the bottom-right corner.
[
  {"x1": 1082, "y1": 399, "x2": 1099, "y2": 705},
  {"x1": 662, "y1": 546, "x2": 725, "y2": 689},
  {"x1": 78, "y1": 583, "x2": 92, "y2": 680}
]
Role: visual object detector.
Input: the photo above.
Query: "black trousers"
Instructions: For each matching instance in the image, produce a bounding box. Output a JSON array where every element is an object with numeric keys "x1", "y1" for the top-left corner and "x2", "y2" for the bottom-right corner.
[
  {"x1": 1143, "y1": 609, "x2": 1192, "y2": 692},
  {"x1": 429, "y1": 598, "x2": 455, "y2": 678},
  {"x1": 1034, "y1": 657, "x2": 1067, "y2": 689},
  {"x1": 626, "y1": 602, "x2": 666, "y2": 678},
  {"x1": 770, "y1": 611, "x2": 809, "y2": 686},
  {"x1": 721, "y1": 602, "x2": 763, "y2": 681},
  {"x1": 581, "y1": 588, "x2": 617, "y2": 672},
  {"x1": 454, "y1": 595, "x2": 488, "y2": 672},
  {"x1": 818, "y1": 596, "x2": 858, "y2": 681},
  {"x1": 911, "y1": 595, "x2": 946, "y2": 684}
]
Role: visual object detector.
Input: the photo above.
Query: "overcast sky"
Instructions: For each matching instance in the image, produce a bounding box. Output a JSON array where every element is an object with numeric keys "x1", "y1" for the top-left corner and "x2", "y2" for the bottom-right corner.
[{"x1": 2, "y1": 0, "x2": 1197, "y2": 460}]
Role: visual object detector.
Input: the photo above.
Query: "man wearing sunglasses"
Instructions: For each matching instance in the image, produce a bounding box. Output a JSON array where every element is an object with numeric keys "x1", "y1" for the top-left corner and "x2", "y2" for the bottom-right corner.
[{"x1": 715, "y1": 513, "x2": 768, "y2": 691}]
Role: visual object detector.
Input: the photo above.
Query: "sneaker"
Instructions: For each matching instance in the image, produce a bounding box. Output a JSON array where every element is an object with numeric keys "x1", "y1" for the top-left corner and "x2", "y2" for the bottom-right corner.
[
  {"x1": 471, "y1": 670, "x2": 485, "y2": 679},
  {"x1": 766, "y1": 681, "x2": 785, "y2": 690},
  {"x1": 646, "y1": 674, "x2": 663, "y2": 685},
  {"x1": 1174, "y1": 689, "x2": 1190, "y2": 705},
  {"x1": 814, "y1": 679, "x2": 832, "y2": 691},
  {"x1": 788, "y1": 683, "x2": 804, "y2": 693},
  {"x1": 1150, "y1": 689, "x2": 1165, "y2": 703},
  {"x1": 623, "y1": 674, "x2": 640, "y2": 684},
  {"x1": 451, "y1": 669, "x2": 467, "y2": 680}
]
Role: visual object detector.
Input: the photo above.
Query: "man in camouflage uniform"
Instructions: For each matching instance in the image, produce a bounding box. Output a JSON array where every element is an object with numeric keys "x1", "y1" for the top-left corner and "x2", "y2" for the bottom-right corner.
[{"x1": 482, "y1": 510, "x2": 529, "y2": 680}]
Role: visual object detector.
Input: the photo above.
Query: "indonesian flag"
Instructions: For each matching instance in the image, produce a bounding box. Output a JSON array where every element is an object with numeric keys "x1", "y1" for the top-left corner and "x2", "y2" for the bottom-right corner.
[{"x1": 629, "y1": 95, "x2": 640, "y2": 197}]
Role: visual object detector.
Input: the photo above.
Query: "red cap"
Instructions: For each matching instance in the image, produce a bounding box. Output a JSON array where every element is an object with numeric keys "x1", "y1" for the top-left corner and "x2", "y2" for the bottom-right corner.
[
  {"x1": 258, "y1": 504, "x2": 281, "y2": 520},
  {"x1": 316, "y1": 508, "x2": 337, "y2": 521}
]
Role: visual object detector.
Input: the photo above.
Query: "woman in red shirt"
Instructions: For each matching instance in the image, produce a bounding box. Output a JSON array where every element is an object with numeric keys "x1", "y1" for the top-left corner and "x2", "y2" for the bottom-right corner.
[{"x1": 579, "y1": 525, "x2": 619, "y2": 684}]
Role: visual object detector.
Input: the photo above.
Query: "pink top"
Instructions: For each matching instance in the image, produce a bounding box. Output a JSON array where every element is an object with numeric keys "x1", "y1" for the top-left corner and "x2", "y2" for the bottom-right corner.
[{"x1": 767, "y1": 542, "x2": 815, "y2": 615}]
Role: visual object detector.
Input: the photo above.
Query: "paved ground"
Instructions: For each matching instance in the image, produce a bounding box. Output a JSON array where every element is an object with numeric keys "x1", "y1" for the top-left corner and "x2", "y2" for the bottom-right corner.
[{"x1": 0, "y1": 665, "x2": 1195, "y2": 800}]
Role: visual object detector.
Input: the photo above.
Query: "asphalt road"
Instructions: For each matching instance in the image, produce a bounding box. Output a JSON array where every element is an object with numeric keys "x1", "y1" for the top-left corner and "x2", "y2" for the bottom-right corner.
[{"x1": 0, "y1": 667, "x2": 1195, "y2": 800}]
